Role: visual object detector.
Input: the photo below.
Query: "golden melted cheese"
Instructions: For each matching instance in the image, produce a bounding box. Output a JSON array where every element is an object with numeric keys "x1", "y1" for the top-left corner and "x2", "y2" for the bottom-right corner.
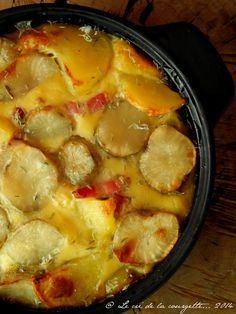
[{"x1": 0, "y1": 23, "x2": 195, "y2": 308}]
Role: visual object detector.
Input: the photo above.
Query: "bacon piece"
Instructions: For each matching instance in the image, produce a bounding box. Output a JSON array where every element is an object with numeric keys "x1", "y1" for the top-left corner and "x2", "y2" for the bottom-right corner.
[
  {"x1": 86, "y1": 93, "x2": 108, "y2": 113},
  {"x1": 72, "y1": 176, "x2": 130, "y2": 199}
]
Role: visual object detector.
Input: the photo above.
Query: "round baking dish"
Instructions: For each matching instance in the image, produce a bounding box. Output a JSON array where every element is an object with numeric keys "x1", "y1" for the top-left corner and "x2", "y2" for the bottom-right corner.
[{"x1": 0, "y1": 3, "x2": 234, "y2": 314}]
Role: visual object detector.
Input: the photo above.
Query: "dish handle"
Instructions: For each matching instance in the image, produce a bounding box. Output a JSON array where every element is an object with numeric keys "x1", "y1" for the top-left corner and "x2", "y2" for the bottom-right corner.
[{"x1": 141, "y1": 22, "x2": 234, "y2": 127}]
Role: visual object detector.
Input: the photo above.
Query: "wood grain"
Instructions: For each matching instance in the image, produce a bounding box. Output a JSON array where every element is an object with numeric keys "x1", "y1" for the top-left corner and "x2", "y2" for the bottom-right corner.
[
  {"x1": 0, "y1": 0, "x2": 54, "y2": 10},
  {"x1": 0, "y1": 0, "x2": 129, "y2": 16},
  {"x1": 67, "y1": 0, "x2": 128, "y2": 16},
  {"x1": 0, "y1": 0, "x2": 236, "y2": 313},
  {"x1": 124, "y1": 0, "x2": 236, "y2": 81},
  {"x1": 12, "y1": 0, "x2": 54, "y2": 5}
]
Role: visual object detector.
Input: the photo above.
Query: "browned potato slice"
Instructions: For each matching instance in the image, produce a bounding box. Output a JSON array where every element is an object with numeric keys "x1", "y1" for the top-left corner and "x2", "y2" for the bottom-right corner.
[
  {"x1": 0, "y1": 37, "x2": 17, "y2": 72},
  {"x1": 75, "y1": 197, "x2": 116, "y2": 242},
  {"x1": 0, "y1": 270, "x2": 31, "y2": 286},
  {"x1": 120, "y1": 73, "x2": 185, "y2": 116},
  {"x1": 112, "y1": 38, "x2": 161, "y2": 79},
  {"x1": 153, "y1": 111, "x2": 188, "y2": 135},
  {"x1": 0, "y1": 141, "x2": 58, "y2": 211},
  {"x1": 0, "y1": 279, "x2": 43, "y2": 307},
  {"x1": 0, "y1": 38, "x2": 18, "y2": 101},
  {"x1": 139, "y1": 125, "x2": 196, "y2": 193},
  {"x1": 18, "y1": 25, "x2": 113, "y2": 95},
  {"x1": 113, "y1": 211, "x2": 179, "y2": 264},
  {"x1": 105, "y1": 267, "x2": 135, "y2": 296},
  {"x1": 0, "y1": 208, "x2": 9, "y2": 246},
  {"x1": 0, "y1": 53, "x2": 59, "y2": 99},
  {"x1": 0, "y1": 84, "x2": 13, "y2": 101},
  {"x1": 24, "y1": 107, "x2": 73, "y2": 152},
  {"x1": 0, "y1": 116, "x2": 16, "y2": 148},
  {"x1": 3, "y1": 219, "x2": 65, "y2": 267},
  {"x1": 33, "y1": 255, "x2": 104, "y2": 307},
  {"x1": 96, "y1": 99, "x2": 150, "y2": 157},
  {"x1": 59, "y1": 138, "x2": 96, "y2": 185}
]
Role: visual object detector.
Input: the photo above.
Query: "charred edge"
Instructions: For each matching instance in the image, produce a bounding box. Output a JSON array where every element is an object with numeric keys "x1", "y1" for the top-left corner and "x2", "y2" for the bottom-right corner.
[{"x1": 139, "y1": 0, "x2": 154, "y2": 25}]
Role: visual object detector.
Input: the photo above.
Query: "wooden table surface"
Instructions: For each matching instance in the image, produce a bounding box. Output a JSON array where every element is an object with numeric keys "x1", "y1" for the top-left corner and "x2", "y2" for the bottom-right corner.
[{"x1": 0, "y1": 1, "x2": 235, "y2": 313}]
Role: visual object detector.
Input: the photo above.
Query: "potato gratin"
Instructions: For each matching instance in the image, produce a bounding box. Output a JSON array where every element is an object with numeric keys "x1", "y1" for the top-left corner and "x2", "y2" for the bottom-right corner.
[{"x1": 0, "y1": 24, "x2": 196, "y2": 308}]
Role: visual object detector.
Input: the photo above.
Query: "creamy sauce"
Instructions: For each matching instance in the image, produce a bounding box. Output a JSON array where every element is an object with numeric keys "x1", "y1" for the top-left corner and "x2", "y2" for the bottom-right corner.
[{"x1": 0, "y1": 23, "x2": 195, "y2": 308}]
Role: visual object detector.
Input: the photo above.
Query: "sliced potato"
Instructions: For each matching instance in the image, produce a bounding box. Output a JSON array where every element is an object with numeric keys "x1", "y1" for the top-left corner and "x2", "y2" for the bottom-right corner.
[
  {"x1": 113, "y1": 211, "x2": 179, "y2": 264},
  {"x1": 33, "y1": 255, "x2": 104, "y2": 307},
  {"x1": 0, "y1": 271, "x2": 31, "y2": 286},
  {"x1": 120, "y1": 73, "x2": 185, "y2": 116},
  {"x1": 0, "y1": 37, "x2": 17, "y2": 72},
  {"x1": 17, "y1": 29, "x2": 49, "y2": 52},
  {"x1": 0, "y1": 38, "x2": 18, "y2": 101},
  {"x1": 112, "y1": 38, "x2": 161, "y2": 79},
  {"x1": 75, "y1": 197, "x2": 116, "y2": 242},
  {"x1": 105, "y1": 267, "x2": 135, "y2": 296},
  {"x1": 24, "y1": 107, "x2": 73, "y2": 152},
  {"x1": 18, "y1": 25, "x2": 113, "y2": 95},
  {"x1": 3, "y1": 219, "x2": 65, "y2": 267},
  {"x1": 153, "y1": 111, "x2": 188, "y2": 135},
  {"x1": 0, "y1": 208, "x2": 9, "y2": 246},
  {"x1": 0, "y1": 116, "x2": 16, "y2": 149},
  {"x1": 0, "y1": 279, "x2": 43, "y2": 307},
  {"x1": 0, "y1": 141, "x2": 58, "y2": 211},
  {"x1": 0, "y1": 53, "x2": 59, "y2": 99},
  {"x1": 96, "y1": 99, "x2": 150, "y2": 157},
  {"x1": 98, "y1": 146, "x2": 195, "y2": 220},
  {"x1": 139, "y1": 125, "x2": 196, "y2": 193},
  {"x1": 59, "y1": 137, "x2": 96, "y2": 185},
  {"x1": 0, "y1": 84, "x2": 13, "y2": 101}
]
